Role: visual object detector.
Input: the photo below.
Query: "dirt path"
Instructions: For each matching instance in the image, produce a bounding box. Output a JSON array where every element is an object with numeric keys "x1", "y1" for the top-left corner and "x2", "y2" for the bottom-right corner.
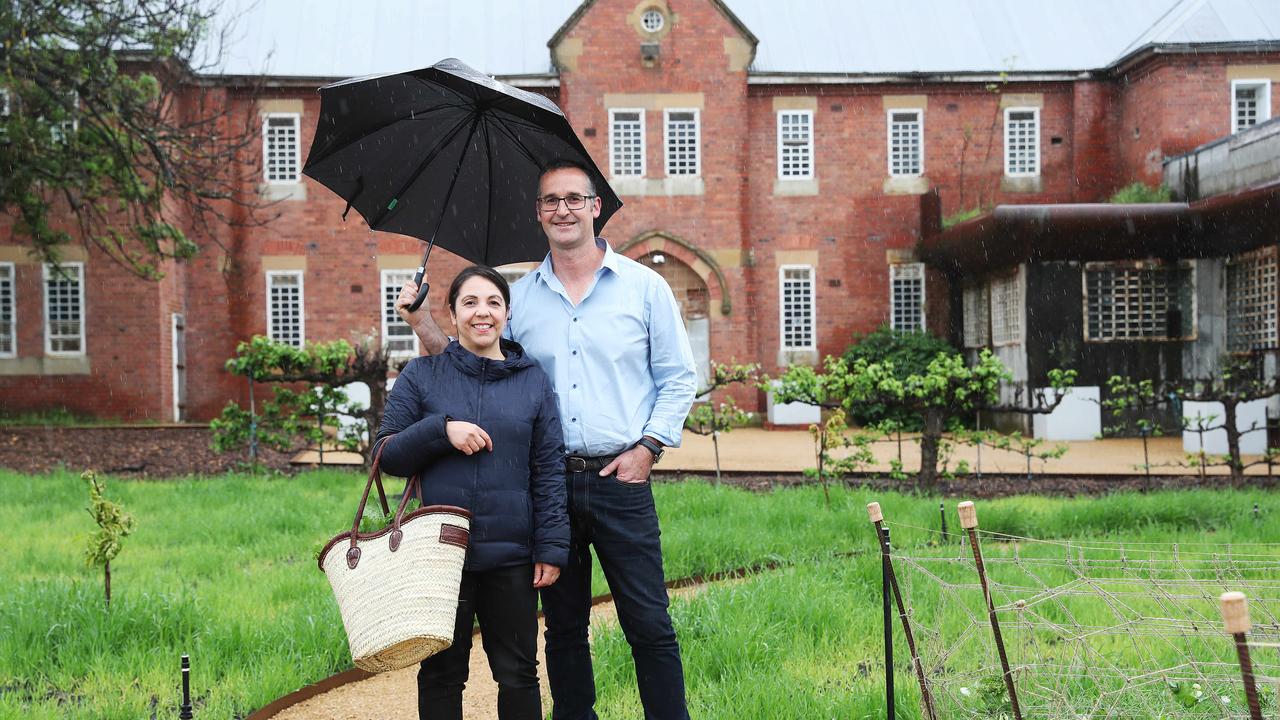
[{"x1": 267, "y1": 589, "x2": 692, "y2": 720}]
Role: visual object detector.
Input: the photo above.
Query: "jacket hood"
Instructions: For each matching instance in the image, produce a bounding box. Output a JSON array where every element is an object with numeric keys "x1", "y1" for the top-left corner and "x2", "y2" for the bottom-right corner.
[{"x1": 444, "y1": 338, "x2": 534, "y2": 379}]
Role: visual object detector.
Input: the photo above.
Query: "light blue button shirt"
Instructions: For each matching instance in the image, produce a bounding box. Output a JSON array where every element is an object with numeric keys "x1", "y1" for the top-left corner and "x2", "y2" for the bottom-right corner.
[{"x1": 505, "y1": 239, "x2": 698, "y2": 456}]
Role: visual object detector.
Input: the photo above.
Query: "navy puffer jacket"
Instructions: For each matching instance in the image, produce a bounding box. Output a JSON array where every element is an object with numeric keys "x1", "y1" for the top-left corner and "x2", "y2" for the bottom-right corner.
[{"x1": 375, "y1": 339, "x2": 569, "y2": 572}]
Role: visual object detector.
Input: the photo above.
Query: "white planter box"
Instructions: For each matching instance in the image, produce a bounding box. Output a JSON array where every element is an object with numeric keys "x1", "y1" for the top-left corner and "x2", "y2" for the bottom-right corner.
[
  {"x1": 1032, "y1": 386, "x2": 1101, "y2": 441},
  {"x1": 1182, "y1": 398, "x2": 1270, "y2": 455},
  {"x1": 766, "y1": 381, "x2": 821, "y2": 426}
]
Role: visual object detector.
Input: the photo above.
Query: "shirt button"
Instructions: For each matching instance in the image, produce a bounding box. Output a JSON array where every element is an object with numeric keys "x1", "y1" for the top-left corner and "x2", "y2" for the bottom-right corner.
[
  {"x1": 572, "y1": 384, "x2": 577, "y2": 389},
  {"x1": 571, "y1": 417, "x2": 577, "y2": 422},
  {"x1": 572, "y1": 350, "x2": 578, "y2": 355},
  {"x1": 572, "y1": 317, "x2": 578, "y2": 322}
]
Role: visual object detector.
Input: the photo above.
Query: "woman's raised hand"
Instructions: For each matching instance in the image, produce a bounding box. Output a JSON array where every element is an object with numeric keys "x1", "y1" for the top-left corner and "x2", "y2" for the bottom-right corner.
[{"x1": 445, "y1": 420, "x2": 494, "y2": 455}]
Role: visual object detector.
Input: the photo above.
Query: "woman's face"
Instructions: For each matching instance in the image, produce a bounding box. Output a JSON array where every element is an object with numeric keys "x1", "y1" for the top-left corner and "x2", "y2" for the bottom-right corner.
[{"x1": 451, "y1": 276, "x2": 508, "y2": 355}]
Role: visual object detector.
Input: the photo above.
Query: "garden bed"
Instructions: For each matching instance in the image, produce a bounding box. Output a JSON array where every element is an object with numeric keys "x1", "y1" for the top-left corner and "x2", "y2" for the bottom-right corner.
[{"x1": 0, "y1": 426, "x2": 295, "y2": 477}]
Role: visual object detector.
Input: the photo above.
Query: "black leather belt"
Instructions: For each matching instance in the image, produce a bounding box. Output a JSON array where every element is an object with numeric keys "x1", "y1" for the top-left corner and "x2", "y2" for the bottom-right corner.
[{"x1": 565, "y1": 454, "x2": 620, "y2": 473}]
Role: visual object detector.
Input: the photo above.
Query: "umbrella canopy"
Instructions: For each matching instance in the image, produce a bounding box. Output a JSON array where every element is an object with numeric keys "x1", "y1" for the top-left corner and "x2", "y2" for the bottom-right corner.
[{"x1": 303, "y1": 57, "x2": 622, "y2": 268}]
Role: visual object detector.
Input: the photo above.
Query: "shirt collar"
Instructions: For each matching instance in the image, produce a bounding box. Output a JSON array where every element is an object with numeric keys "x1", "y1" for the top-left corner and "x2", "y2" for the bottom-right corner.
[{"x1": 535, "y1": 237, "x2": 617, "y2": 286}]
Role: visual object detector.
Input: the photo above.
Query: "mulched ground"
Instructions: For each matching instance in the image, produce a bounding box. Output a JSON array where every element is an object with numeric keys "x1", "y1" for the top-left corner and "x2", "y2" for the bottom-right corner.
[
  {"x1": 651, "y1": 469, "x2": 1280, "y2": 497},
  {"x1": 0, "y1": 426, "x2": 296, "y2": 478},
  {"x1": 5, "y1": 426, "x2": 1279, "y2": 497}
]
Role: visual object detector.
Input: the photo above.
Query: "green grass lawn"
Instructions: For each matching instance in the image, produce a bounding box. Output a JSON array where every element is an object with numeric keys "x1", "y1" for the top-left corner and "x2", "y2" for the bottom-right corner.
[
  {"x1": 596, "y1": 488, "x2": 1280, "y2": 719},
  {"x1": 0, "y1": 469, "x2": 1276, "y2": 719}
]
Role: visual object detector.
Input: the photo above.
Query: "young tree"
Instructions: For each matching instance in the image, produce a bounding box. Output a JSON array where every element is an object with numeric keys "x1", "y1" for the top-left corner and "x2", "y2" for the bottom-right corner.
[
  {"x1": 1173, "y1": 354, "x2": 1279, "y2": 486},
  {"x1": 1100, "y1": 376, "x2": 1167, "y2": 477},
  {"x1": 778, "y1": 351, "x2": 1074, "y2": 489},
  {"x1": 1, "y1": 0, "x2": 267, "y2": 277},
  {"x1": 212, "y1": 334, "x2": 393, "y2": 467},
  {"x1": 683, "y1": 362, "x2": 759, "y2": 483},
  {"x1": 771, "y1": 361, "x2": 876, "y2": 504},
  {"x1": 83, "y1": 470, "x2": 133, "y2": 608},
  {"x1": 804, "y1": 408, "x2": 874, "y2": 508}
]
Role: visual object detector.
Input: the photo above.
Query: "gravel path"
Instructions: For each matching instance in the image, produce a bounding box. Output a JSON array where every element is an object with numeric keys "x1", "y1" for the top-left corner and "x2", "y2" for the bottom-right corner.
[{"x1": 265, "y1": 588, "x2": 701, "y2": 720}]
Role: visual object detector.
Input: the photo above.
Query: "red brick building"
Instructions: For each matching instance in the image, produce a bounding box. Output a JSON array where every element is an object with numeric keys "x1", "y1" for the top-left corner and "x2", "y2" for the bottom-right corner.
[{"x1": 2, "y1": 0, "x2": 1279, "y2": 422}]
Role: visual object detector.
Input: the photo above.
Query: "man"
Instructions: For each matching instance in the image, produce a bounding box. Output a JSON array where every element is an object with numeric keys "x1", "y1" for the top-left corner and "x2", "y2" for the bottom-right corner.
[{"x1": 398, "y1": 159, "x2": 697, "y2": 719}]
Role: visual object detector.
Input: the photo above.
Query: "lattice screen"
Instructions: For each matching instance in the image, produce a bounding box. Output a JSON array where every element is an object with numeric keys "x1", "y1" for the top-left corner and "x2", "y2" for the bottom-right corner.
[
  {"x1": 963, "y1": 283, "x2": 990, "y2": 348},
  {"x1": 990, "y1": 271, "x2": 1022, "y2": 345},
  {"x1": 1227, "y1": 246, "x2": 1278, "y2": 352},
  {"x1": 1084, "y1": 262, "x2": 1194, "y2": 341}
]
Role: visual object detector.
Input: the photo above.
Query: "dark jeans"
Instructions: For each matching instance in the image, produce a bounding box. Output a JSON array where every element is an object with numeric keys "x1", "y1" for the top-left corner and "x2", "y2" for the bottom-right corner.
[
  {"x1": 418, "y1": 563, "x2": 542, "y2": 720},
  {"x1": 541, "y1": 466, "x2": 690, "y2": 720}
]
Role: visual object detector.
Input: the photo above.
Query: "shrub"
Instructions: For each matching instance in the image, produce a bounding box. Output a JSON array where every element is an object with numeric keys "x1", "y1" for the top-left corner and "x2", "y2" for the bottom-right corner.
[
  {"x1": 1108, "y1": 182, "x2": 1172, "y2": 204},
  {"x1": 842, "y1": 326, "x2": 959, "y2": 428}
]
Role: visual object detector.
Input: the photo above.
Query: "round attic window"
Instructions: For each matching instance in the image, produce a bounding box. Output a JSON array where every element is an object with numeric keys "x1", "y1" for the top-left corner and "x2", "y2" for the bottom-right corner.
[{"x1": 641, "y1": 8, "x2": 665, "y2": 33}]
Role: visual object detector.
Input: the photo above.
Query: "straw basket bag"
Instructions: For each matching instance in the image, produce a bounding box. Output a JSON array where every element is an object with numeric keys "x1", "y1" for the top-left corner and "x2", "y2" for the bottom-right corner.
[{"x1": 318, "y1": 445, "x2": 472, "y2": 673}]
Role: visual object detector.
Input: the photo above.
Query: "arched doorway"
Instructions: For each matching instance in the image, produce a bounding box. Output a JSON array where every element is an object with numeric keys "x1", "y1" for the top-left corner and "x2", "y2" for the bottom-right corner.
[{"x1": 638, "y1": 251, "x2": 710, "y2": 392}]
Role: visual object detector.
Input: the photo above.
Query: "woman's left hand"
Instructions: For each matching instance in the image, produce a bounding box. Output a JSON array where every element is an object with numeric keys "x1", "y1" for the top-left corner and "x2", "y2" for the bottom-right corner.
[{"x1": 533, "y1": 563, "x2": 561, "y2": 588}]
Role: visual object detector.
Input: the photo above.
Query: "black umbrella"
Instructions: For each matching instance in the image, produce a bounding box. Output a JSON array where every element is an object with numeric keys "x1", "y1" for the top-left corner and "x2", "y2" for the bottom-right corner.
[{"x1": 303, "y1": 57, "x2": 622, "y2": 310}]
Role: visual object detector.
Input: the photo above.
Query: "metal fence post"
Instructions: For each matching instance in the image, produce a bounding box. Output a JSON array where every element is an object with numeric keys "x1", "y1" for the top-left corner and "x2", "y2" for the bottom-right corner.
[
  {"x1": 882, "y1": 523, "x2": 895, "y2": 720},
  {"x1": 869, "y1": 502, "x2": 939, "y2": 720},
  {"x1": 958, "y1": 501, "x2": 1023, "y2": 720}
]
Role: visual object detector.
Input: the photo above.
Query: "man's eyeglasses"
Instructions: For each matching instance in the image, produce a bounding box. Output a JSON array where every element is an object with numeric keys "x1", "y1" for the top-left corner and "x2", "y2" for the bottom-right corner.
[{"x1": 538, "y1": 194, "x2": 596, "y2": 212}]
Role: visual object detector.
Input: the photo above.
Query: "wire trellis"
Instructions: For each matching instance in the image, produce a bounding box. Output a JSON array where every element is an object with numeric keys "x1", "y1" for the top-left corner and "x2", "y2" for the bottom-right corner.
[{"x1": 878, "y1": 506, "x2": 1280, "y2": 720}]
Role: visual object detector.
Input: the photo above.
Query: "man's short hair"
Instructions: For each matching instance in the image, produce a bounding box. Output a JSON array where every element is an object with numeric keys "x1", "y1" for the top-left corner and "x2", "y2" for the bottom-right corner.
[{"x1": 540, "y1": 158, "x2": 597, "y2": 195}]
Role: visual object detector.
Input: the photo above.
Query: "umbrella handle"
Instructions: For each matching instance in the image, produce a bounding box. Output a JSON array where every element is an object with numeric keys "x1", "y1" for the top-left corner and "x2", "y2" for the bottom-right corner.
[{"x1": 406, "y1": 268, "x2": 431, "y2": 312}]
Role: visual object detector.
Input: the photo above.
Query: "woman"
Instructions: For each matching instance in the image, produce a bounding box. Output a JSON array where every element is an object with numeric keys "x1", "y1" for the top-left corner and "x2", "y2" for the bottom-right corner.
[{"x1": 376, "y1": 265, "x2": 568, "y2": 720}]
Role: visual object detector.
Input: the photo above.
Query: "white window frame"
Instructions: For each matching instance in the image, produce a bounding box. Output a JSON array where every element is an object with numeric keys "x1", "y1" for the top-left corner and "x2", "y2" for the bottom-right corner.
[
  {"x1": 779, "y1": 264, "x2": 816, "y2": 351},
  {"x1": 266, "y1": 270, "x2": 305, "y2": 347},
  {"x1": 1004, "y1": 107, "x2": 1040, "y2": 177},
  {"x1": 777, "y1": 109, "x2": 814, "y2": 180},
  {"x1": 1231, "y1": 79, "x2": 1272, "y2": 134},
  {"x1": 664, "y1": 108, "x2": 701, "y2": 177},
  {"x1": 380, "y1": 269, "x2": 419, "y2": 358},
  {"x1": 889, "y1": 263, "x2": 926, "y2": 332},
  {"x1": 962, "y1": 282, "x2": 989, "y2": 349},
  {"x1": 886, "y1": 108, "x2": 924, "y2": 177},
  {"x1": 989, "y1": 269, "x2": 1023, "y2": 346},
  {"x1": 262, "y1": 112, "x2": 302, "y2": 184},
  {"x1": 609, "y1": 108, "x2": 646, "y2": 178},
  {"x1": 50, "y1": 90, "x2": 79, "y2": 144},
  {"x1": 0, "y1": 88, "x2": 10, "y2": 144},
  {"x1": 0, "y1": 262, "x2": 15, "y2": 358},
  {"x1": 43, "y1": 262, "x2": 85, "y2": 357},
  {"x1": 641, "y1": 8, "x2": 665, "y2": 32}
]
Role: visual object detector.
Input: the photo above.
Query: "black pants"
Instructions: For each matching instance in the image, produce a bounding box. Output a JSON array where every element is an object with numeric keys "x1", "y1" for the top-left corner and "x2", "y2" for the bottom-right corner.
[
  {"x1": 418, "y1": 563, "x2": 542, "y2": 720},
  {"x1": 542, "y1": 467, "x2": 690, "y2": 720}
]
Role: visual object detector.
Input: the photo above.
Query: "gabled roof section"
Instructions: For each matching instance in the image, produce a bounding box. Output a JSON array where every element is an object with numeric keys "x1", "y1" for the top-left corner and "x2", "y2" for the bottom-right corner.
[
  {"x1": 1118, "y1": 0, "x2": 1280, "y2": 56},
  {"x1": 546, "y1": 0, "x2": 759, "y2": 53}
]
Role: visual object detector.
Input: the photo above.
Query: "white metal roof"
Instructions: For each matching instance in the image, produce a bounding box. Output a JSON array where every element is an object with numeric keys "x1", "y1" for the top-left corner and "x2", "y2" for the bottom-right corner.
[
  {"x1": 204, "y1": 0, "x2": 1280, "y2": 80},
  {"x1": 209, "y1": 0, "x2": 581, "y2": 78}
]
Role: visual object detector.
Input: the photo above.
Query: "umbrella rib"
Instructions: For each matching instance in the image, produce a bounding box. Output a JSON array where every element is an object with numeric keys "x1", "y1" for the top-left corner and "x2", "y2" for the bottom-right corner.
[
  {"x1": 305, "y1": 101, "x2": 473, "y2": 171},
  {"x1": 369, "y1": 112, "x2": 475, "y2": 228},
  {"x1": 419, "y1": 114, "x2": 483, "y2": 268},
  {"x1": 482, "y1": 119, "x2": 495, "y2": 265},
  {"x1": 483, "y1": 115, "x2": 548, "y2": 168}
]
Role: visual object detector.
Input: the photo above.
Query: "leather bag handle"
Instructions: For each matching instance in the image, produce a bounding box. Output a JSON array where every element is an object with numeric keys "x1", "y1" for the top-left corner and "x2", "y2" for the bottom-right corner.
[{"x1": 345, "y1": 439, "x2": 420, "y2": 569}]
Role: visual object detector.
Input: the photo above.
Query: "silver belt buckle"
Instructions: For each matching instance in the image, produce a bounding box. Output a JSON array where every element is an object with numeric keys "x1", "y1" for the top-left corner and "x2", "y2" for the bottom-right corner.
[{"x1": 566, "y1": 456, "x2": 588, "y2": 473}]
